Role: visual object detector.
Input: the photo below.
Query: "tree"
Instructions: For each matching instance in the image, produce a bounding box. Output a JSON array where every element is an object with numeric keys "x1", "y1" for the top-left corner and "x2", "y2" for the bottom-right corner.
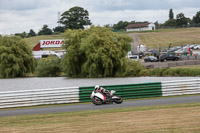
[
  {"x1": 169, "y1": 8, "x2": 174, "y2": 20},
  {"x1": 154, "y1": 21, "x2": 159, "y2": 27},
  {"x1": 113, "y1": 21, "x2": 129, "y2": 30},
  {"x1": 176, "y1": 13, "x2": 188, "y2": 27},
  {"x1": 59, "y1": 6, "x2": 92, "y2": 29},
  {"x1": 38, "y1": 25, "x2": 52, "y2": 35},
  {"x1": 61, "y1": 26, "x2": 132, "y2": 77},
  {"x1": 193, "y1": 11, "x2": 200, "y2": 25},
  {"x1": 164, "y1": 19, "x2": 176, "y2": 27},
  {"x1": 0, "y1": 36, "x2": 35, "y2": 78},
  {"x1": 104, "y1": 24, "x2": 112, "y2": 28},
  {"x1": 35, "y1": 56, "x2": 61, "y2": 77},
  {"x1": 53, "y1": 26, "x2": 65, "y2": 33},
  {"x1": 28, "y1": 29, "x2": 37, "y2": 37},
  {"x1": 15, "y1": 31, "x2": 27, "y2": 38}
]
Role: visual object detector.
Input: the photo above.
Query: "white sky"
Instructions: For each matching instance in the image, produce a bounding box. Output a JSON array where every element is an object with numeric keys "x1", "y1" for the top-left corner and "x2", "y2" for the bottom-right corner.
[{"x1": 0, "y1": 0, "x2": 199, "y2": 34}]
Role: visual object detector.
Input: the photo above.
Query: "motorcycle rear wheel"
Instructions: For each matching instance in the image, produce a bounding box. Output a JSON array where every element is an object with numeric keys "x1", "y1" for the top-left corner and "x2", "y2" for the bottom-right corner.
[
  {"x1": 92, "y1": 97, "x2": 103, "y2": 105},
  {"x1": 114, "y1": 96, "x2": 123, "y2": 104}
]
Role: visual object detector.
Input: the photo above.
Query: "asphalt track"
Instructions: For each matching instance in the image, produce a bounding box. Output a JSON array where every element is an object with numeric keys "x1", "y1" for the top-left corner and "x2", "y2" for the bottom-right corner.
[{"x1": 0, "y1": 95, "x2": 200, "y2": 117}]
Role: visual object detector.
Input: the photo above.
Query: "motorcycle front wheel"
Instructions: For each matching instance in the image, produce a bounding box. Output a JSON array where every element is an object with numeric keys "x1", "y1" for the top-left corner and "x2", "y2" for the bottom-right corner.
[
  {"x1": 114, "y1": 96, "x2": 123, "y2": 104},
  {"x1": 92, "y1": 97, "x2": 103, "y2": 105}
]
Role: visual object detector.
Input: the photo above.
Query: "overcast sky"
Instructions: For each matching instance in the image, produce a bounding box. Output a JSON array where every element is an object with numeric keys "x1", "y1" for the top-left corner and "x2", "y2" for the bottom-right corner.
[{"x1": 0, "y1": 0, "x2": 199, "y2": 35}]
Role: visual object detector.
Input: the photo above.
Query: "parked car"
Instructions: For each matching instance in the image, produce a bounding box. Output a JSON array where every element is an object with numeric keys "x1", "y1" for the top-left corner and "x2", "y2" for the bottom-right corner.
[
  {"x1": 193, "y1": 45, "x2": 200, "y2": 50},
  {"x1": 168, "y1": 46, "x2": 181, "y2": 52},
  {"x1": 159, "y1": 54, "x2": 179, "y2": 62},
  {"x1": 128, "y1": 55, "x2": 139, "y2": 61},
  {"x1": 175, "y1": 47, "x2": 193, "y2": 55},
  {"x1": 144, "y1": 56, "x2": 159, "y2": 62}
]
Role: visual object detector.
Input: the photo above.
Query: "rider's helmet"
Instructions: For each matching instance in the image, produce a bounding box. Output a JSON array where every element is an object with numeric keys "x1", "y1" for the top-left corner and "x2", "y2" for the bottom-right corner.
[{"x1": 95, "y1": 85, "x2": 100, "y2": 91}]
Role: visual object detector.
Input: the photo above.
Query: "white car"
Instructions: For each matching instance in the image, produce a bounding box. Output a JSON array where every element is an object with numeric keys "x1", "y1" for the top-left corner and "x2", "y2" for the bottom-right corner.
[{"x1": 193, "y1": 45, "x2": 200, "y2": 50}]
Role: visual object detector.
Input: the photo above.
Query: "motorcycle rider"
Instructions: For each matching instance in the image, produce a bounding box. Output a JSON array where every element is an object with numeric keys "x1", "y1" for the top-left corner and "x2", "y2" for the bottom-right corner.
[{"x1": 94, "y1": 85, "x2": 110, "y2": 98}]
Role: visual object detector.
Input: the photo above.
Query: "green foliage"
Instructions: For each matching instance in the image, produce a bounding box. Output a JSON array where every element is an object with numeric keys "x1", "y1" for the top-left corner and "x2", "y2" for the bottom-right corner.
[
  {"x1": 192, "y1": 10, "x2": 200, "y2": 25},
  {"x1": 164, "y1": 11, "x2": 191, "y2": 27},
  {"x1": 15, "y1": 31, "x2": 27, "y2": 38},
  {"x1": 164, "y1": 19, "x2": 176, "y2": 27},
  {"x1": 123, "y1": 60, "x2": 146, "y2": 76},
  {"x1": 176, "y1": 13, "x2": 189, "y2": 27},
  {"x1": 38, "y1": 25, "x2": 52, "y2": 35},
  {"x1": 0, "y1": 36, "x2": 35, "y2": 78},
  {"x1": 149, "y1": 67, "x2": 200, "y2": 77},
  {"x1": 61, "y1": 26, "x2": 132, "y2": 77},
  {"x1": 139, "y1": 69, "x2": 150, "y2": 76},
  {"x1": 59, "y1": 6, "x2": 92, "y2": 29},
  {"x1": 35, "y1": 56, "x2": 61, "y2": 77},
  {"x1": 113, "y1": 21, "x2": 129, "y2": 30},
  {"x1": 178, "y1": 68, "x2": 200, "y2": 76},
  {"x1": 53, "y1": 26, "x2": 65, "y2": 33},
  {"x1": 169, "y1": 9, "x2": 174, "y2": 20},
  {"x1": 150, "y1": 68, "x2": 168, "y2": 76},
  {"x1": 28, "y1": 29, "x2": 37, "y2": 37}
]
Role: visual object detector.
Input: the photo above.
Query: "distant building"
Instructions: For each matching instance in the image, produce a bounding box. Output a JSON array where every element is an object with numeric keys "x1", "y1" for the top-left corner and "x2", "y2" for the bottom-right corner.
[{"x1": 125, "y1": 23, "x2": 155, "y2": 32}]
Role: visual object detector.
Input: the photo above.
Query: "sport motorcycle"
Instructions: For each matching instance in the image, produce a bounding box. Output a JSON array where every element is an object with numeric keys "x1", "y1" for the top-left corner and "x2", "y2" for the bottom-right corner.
[{"x1": 91, "y1": 90, "x2": 123, "y2": 105}]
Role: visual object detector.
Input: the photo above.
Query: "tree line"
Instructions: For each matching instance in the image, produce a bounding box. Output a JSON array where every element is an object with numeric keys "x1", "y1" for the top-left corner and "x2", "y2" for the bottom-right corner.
[
  {"x1": 0, "y1": 26, "x2": 133, "y2": 78},
  {"x1": 14, "y1": 7, "x2": 200, "y2": 38},
  {"x1": 106, "y1": 9, "x2": 200, "y2": 31},
  {"x1": 14, "y1": 6, "x2": 91, "y2": 38},
  {"x1": 162, "y1": 9, "x2": 200, "y2": 28}
]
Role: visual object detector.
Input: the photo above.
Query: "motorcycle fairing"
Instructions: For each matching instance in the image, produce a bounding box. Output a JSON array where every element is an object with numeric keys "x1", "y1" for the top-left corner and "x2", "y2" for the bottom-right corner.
[{"x1": 94, "y1": 92, "x2": 106, "y2": 101}]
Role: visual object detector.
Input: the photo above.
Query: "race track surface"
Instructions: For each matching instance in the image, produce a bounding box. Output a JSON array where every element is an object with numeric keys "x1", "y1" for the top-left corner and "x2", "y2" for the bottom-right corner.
[{"x1": 0, "y1": 95, "x2": 199, "y2": 117}]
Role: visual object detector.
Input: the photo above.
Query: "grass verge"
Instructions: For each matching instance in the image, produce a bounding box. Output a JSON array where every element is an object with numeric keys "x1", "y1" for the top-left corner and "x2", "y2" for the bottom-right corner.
[
  {"x1": 0, "y1": 102, "x2": 200, "y2": 132},
  {"x1": 137, "y1": 28, "x2": 200, "y2": 48}
]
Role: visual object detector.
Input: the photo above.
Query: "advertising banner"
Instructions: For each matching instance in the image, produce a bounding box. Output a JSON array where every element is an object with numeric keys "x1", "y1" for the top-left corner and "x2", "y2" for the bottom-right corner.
[{"x1": 40, "y1": 39, "x2": 64, "y2": 48}]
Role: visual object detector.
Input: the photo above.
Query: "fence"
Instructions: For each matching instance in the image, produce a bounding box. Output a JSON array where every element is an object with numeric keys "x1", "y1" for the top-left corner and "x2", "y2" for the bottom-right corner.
[
  {"x1": 144, "y1": 59, "x2": 200, "y2": 69},
  {"x1": 162, "y1": 79, "x2": 200, "y2": 96},
  {"x1": 180, "y1": 55, "x2": 200, "y2": 60},
  {"x1": 0, "y1": 79, "x2": 200, "y2": 109},
  {"x1": 0, "y1": 87, "x2": 79, "y2": 108},
  {"x1": 79, "y1": 82, "x2": 162, "y2": 102}
]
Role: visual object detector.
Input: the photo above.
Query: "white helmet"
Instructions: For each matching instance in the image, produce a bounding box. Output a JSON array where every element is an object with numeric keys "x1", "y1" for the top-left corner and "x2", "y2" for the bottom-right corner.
[{"x1": 95, "y1": 85, "x2": 100, "y2": 91}]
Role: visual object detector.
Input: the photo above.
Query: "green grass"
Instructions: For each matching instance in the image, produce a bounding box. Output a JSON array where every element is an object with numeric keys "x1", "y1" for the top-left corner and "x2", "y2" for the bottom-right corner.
[
  {"x1": 1, "y1": 102, "x2": 200, "y2": 133},
  {"x1": 131, "y1": 28, "x2": 200, "y2": 48}
]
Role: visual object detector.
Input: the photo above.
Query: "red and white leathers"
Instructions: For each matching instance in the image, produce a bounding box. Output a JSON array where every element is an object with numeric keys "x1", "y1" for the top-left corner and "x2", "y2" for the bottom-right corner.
[{"x1": 96, "y1": 87, "x2": 110, "y2": 97}]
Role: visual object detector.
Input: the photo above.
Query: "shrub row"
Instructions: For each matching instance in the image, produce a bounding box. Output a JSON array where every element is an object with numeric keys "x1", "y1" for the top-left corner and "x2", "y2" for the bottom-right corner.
[
  {"x1": 150, "y1": 67, "x2": 200, "y2": 77},
  {"x1": 35, "y1": 56, "x2": 62, "y2": 77},
  {"x1": 34, "y1": 57, "x2": 200, "y2": 77}
]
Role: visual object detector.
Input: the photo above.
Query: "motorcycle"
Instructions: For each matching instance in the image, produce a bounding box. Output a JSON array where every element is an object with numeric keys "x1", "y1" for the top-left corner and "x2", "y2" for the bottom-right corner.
[{"x1": 91, "y1": 90, "x2": 123, "y2": 105}]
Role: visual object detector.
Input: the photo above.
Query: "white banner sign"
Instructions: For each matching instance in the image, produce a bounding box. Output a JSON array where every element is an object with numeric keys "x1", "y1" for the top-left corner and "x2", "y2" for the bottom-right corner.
[{"x1": 40, "y1": 39, "x2": 64, "y2": 48}]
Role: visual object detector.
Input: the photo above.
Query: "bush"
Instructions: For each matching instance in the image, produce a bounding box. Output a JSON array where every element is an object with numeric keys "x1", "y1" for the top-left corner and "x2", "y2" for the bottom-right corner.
[
  {"x1": 35, "y1": 56, "x2": 61, "y2": 77},
  {"x1": 0, "y1": 36, "x2": 35, "y2": 78},
  {"x1": 139, "y1": 69, "x2": 150, "y2": 76},
  {"x1": 123, "y1": 60, "x2": 146, "y2": 76},
  {"x1": 150, "y1": 67, "x2": 200, "y2": 77},
  {"x1": 178, "y1": 68, "x2": 200, "y2": 76},
  {"x1": 163, "y1": 68, "x2": 178, "y2": 76},
  {"x1": 150, "y1": 68, "x2": 169, "y2": 76}
]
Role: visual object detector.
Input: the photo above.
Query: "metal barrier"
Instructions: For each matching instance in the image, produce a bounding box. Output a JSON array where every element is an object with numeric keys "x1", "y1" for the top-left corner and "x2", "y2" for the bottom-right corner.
[
  {"x1": 0, "y1": 87, "x2": 79, "y2": 108},
  {"x1": 0, "y1": 79, "x2": 200, "y2": 109},
  {"x1": 161, "y1": 78, "x2": 200, "y2": 96},
  {"x1": 79, "y1": 82, "x2": 162, "y2": 102}
]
